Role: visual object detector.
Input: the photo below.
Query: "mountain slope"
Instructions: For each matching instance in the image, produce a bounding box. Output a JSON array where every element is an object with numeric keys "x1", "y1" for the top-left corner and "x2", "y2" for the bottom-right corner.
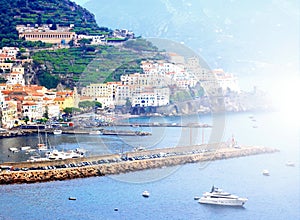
[{"x1": 82, "y1": 0, "x2": 299, "y2": 78}]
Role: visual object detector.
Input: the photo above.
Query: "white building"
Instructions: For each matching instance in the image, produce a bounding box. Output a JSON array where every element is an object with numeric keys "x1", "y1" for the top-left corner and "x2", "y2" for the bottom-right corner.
[
  {"x1": 77, "y1": 34, "x2": 106, "y2": 45},
  {"x1": 199, "y1": 69, "x2": 240, "y2": 96},
  {"x1": 0, "y1": 47, "x2": 19, "y2": 59},
  {"x1": 6, "y1": 71, "x2": 25, "y2": 86},
  {"x1": 22, "y1": 101, "x2": 43, "y2": 121},
  {"x1": 1, "y1": 100, "x2": 18, "y2": 128},
  {"x1": 132, "y1": 87, "x2": 170, "y2": 107},
  {"x1": 81, "y1": 82, "x2": 122, "y2": 108}
]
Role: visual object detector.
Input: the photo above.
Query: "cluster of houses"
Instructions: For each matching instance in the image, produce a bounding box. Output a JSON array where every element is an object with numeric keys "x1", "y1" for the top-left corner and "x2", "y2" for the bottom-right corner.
[
  {"x1": 16, "y1": 24, "x2": 135, "y2": 45},
  {"x1": 0, "y1": 47, "x2": 78, "y2": 129},
  {"x1": 81, "y1": 54, "x2": 240, "y2": 109},
  {"x1": 0, "y1": 42, "x2": 240, "y2": 129}
]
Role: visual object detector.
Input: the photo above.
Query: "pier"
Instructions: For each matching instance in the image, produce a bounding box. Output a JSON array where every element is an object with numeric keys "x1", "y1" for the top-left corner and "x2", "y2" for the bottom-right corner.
[
  {"x1": 0, "y1": 144, "x2": 279, "y2": 184},
  {"x1": 112, "y1": 122, "x2": 212, "y2": 128}
]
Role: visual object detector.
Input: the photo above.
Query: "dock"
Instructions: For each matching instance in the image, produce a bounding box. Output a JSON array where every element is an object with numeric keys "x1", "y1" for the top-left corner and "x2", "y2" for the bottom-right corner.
[
  {"x1": 0, "y1": 143, "x2": 279, "y2": 184},
  {"x1": 112, "y1": 122, "x2": 212, "y2": 128}
]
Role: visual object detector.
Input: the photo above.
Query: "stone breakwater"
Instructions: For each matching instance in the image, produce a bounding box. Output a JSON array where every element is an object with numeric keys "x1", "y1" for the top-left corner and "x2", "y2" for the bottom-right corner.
[{"x1": 0, "y1": 145, "x2": 278, "y2": 184}]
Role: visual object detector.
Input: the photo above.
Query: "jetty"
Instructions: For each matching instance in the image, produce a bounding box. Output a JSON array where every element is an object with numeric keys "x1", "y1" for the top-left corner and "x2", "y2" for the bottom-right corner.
[
  {"x1": 0, "y1": 144, "x2": 279, "y2": 184},
  {"x1": 112, "y1": 122, "x2": 212, "y2": 128},
  {"x1": 101, "y1": 129, "x2": 151, "y2": 136}
]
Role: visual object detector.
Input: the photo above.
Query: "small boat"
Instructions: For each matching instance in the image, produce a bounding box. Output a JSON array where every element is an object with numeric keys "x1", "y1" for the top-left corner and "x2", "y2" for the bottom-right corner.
[
  {"x1": 286, "y1": 161, "x2": 295, "y2": 167},
  {"x1": 9, "y1": 147, "x2": 19, "y2": 153},
  {"x1": 68, "y1": 197, "x2": 76, "y2": 200},
  {"x1": 262, "y1": 169, "x2": 270, "y2": 176},
  {"x1": 37, "y1": 143, "x2": 47, "y2": 151},
  {"x1": 45, "y1": 149, "x2": 86, "y2": 160},
  {"x1": 142, "y1": 191, "x2": 150, "y2": 198},
  {"x1": 89, "y1": 130, "x2": 101, "y2": 135},
  {"x1": 133, "y1": 146, "x2": 146, "y2": 152},
  {"x1": 198, "y1": 186, "x2": 247, "y2": 206},
  {"x1": 21, "y1": 146, "x2": 31, "y2": 151},
  {"x1": 194, "y1": 196, "x2": 200, "y2": 200},
  {"x1": 53, "y1": 129, "x2": 62, "y2": 135}
]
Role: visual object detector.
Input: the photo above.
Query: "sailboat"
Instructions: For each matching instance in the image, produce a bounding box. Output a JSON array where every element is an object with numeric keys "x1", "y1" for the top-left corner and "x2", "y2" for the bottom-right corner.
[{"x1": 37, "y1": 127, "x2": 48, "y2": 151}]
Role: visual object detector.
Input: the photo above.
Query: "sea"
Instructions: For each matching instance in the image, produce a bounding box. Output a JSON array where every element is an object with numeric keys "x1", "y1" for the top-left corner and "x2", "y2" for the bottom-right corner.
[{"x1": 0, "y1": 110, "x2": 299, "y2": 220}]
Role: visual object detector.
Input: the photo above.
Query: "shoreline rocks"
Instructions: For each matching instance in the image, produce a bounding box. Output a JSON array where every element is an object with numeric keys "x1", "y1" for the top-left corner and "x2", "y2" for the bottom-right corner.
[{"x1": 0, "y1": 145, "x2": 279, "y2": 184}]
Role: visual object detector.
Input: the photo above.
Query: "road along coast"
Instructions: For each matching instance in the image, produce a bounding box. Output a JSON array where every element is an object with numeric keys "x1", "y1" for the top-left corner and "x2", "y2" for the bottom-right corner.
[{"x1": 0, "y1": 144, "x2": 279, "y2": 184}]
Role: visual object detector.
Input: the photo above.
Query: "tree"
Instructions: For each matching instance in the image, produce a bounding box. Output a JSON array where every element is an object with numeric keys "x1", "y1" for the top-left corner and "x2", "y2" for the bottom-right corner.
[
  {"x1": 94, "y1": 101, "x2": 102, "y2": 108},
  {"x1": 50, "y1": 23, "x2": 57, "y2": 30},
  {"x1": 38, "y1": 71, "x2": 59, "y2": 89},
  {"x1": 24, "y1": 116, "x2": 29, "y2": 124},
  {"x1": 43, "y1": 106, "x2": 49, "y2": 119},
  {"x1": 37, "y1": 14, "x2": 42, "y2": 26},
  {"x1": 63, "y1": 107, "x2": 81, "y2": 115},
  {"x1": 125, "y1": 98, "x2": 132, "y2": 108},
  {"x1": 78, "y1": 38, "x2": 92, "y2": 47},
  {"x1": 78, "y1": 100, "x2": 94, "y2": 110}
]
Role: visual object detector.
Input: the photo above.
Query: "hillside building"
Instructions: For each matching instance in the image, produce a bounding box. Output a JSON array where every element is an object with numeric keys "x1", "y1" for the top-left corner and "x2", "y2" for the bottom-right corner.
[{"x1": 16, "y1": 24, "x2": 76, "y2": 44}]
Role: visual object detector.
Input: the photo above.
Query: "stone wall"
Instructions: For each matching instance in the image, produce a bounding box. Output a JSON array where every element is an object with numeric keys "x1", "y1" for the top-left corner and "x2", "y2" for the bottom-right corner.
[{"x1": 0, "y1": 146, "x2": 278, "y2": 184}]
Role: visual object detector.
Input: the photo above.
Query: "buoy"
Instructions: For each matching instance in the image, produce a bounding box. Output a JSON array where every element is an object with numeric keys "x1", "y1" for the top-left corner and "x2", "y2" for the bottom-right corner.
[{"x1": 114, "y1": 208, "x2": 119, "y2": 211}]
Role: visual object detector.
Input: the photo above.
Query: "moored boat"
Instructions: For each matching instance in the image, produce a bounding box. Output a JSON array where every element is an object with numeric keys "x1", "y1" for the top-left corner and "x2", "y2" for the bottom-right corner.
[
  {"x1": 21, "y1": 146, "x2": 31, "y2": 151},
  {"x1": 53, "y1": 129, "x2": 62, "y2": 135},
  {"x1": 45, "y1": 149, "x2": 86, "y2": 160},
  {"x1": 89, "y1": 130, "x2": 101, "y2": 135},
  {"x1": 262, "y1": 169, "x2": 270, "y2": 176},
  {"x1": 142, "y1": 190, "x2": 150, "y2": 198},
  {"x1": 286, "y1": 161, "x2": 295, "y2": 167},
  {"x1": 198, "y1": 186, "x2": 247, "y2": 206},
  {"x1": 9, "y1": 147, "x2": 19, "y2": 153}
]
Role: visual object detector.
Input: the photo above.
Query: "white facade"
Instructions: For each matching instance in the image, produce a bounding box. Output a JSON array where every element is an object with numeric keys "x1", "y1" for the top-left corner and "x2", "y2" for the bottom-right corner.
[
  {"x1": 77, "y1": 34, "x2": 106, "y2": 45},
  {"x1": 132, "y1": 87, "x2": 169, "y2": 107},
  {"x1": 200, "y1": 69, "x2": 240, "y2": 96},
  {"x1": 44, "y1": 104, "x2": 60, "y2": 119},
  {"x1": 0, "y1": 47, "x2": 19, "y2": 59},
  {"x1": 1, "y1": 100, "x2": 18, "y2": 129},
  {"x1": 22, "y1": 102, "x2": 43, "y2": 121},
  {"x1": 81, "y1": 82, "x2": 121, "y2": 108},
  {"x1": 6, "y1": 72, "x2": 25, "y2": 86}
]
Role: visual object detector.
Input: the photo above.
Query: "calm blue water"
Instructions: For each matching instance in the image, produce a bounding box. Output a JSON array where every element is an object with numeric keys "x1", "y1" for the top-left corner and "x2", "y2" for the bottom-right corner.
[{"x1": 0, "y1": 111, "x2": 299, "y2": 220}]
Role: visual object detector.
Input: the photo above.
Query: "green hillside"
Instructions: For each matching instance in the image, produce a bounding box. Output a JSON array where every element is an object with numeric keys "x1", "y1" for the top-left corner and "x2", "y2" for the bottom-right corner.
[
  {"x1": 0, "y1": 0, "x2": 110, "y2": 48},
  {"x1": 32, "y1": 39, "x2": 165, "y2": 89},
  {"x1": 0, "y1": 0, "x2": 166, "y2": 89}
]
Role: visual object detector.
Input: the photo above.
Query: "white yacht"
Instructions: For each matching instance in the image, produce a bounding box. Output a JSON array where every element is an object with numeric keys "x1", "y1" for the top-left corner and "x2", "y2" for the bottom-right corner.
[{"x1": 198, "y1": 186, "x2": 247, "y2": 206}]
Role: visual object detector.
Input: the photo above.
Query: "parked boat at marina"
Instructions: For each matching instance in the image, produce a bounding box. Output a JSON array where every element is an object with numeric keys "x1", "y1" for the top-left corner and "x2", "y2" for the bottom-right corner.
[
  {"x1": 89, "y1": 130, "x2": 101, "y2": 135},
  {"x1": 20, "y1": 146, "x2": 31, "y2": 151},
  {"x1": 198, "y1": 186, "x2": 248, "y2": 206},
  {"x1": 101, "y1": 129, "x2": 151, "y2": 136},
  {"x1": 53, "y1": 129, "x2": 62, "y2": 135},
  {"x1": 9, "y1": 147, "x2": 19, "y2": 153},
  {"x1": 45, "y1": 148, "x2": 86, "y2": 160}
]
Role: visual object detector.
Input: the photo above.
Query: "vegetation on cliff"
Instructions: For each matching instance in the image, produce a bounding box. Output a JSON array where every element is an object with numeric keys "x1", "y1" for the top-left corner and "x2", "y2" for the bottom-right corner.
[{"x1": 31, "y1": 39, "x2": 165, "y2": 89}]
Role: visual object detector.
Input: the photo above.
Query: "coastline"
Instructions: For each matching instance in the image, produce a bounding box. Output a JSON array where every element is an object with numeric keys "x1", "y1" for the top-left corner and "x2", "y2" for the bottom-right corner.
[{"x1": 0, "y1": 144, "x2": 279, "y2": 184}]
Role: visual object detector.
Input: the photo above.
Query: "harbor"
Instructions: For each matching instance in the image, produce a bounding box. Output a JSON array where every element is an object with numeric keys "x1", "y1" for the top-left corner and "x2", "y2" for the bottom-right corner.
[{"x1": 0, "y1": 144, "x2": 278, "y2": 184}]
